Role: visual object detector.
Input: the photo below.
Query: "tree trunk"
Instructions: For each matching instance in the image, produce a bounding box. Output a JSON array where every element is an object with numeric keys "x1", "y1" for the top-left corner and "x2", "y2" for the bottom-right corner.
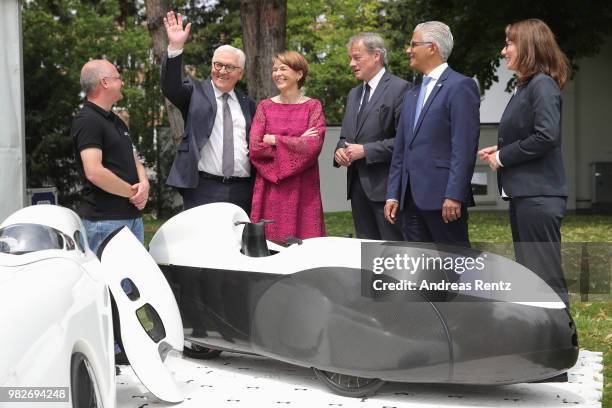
[
  {"x1": 240, "y1": 0, "x2": 287, "y2": 103},
  {"x1": 144, "y1": 0, "x2": 184, "y2": 146}
]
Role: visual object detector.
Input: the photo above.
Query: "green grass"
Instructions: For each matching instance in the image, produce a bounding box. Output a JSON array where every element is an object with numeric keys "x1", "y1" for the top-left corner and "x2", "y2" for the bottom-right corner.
[
  {"x1": 323, "y1": 211, "x2": 612, "y2": 243},
  {"x1": 145, "y1": 210, "x2": 611, "y2": 404}
]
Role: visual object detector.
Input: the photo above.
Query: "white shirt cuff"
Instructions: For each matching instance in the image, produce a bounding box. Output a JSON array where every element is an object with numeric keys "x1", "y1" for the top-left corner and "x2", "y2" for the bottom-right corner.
[
  {"x1": 495, "y1": 150, "x2": 504, "y2": 167},
  {"x1": 167, "y1": 47, "x2": 183, "y2": 58},
  {"x1": 386, "y1": 199, "x2": 399, "y2": 204}
]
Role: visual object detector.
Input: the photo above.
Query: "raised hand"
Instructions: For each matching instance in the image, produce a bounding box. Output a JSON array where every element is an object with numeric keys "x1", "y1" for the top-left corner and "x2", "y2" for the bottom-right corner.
[{"x1": 163, "y1": 11, "x2": 191, "y2": 51}]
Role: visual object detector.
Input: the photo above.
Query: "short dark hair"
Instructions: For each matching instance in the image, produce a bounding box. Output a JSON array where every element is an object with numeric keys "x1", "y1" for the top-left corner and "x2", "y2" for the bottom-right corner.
[{"x1": 273, "y1": 51, "x2": 309, "y2": 88}]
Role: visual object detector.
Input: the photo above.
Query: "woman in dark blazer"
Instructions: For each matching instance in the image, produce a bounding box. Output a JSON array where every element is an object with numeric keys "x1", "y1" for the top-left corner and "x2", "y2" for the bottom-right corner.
[{"x1": 479, "y1": 18, "x2": 571, "y2": 304}]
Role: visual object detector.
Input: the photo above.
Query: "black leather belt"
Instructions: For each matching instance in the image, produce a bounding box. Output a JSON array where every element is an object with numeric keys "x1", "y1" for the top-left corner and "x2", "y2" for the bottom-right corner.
[{"x1": 199, "y1": 171, "x2": 251, "y2": 184}]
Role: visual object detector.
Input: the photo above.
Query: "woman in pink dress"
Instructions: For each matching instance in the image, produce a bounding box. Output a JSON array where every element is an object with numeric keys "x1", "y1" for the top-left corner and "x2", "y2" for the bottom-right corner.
[{"x1": 249, "y1": 51, "x2": 326, "y2": 241}]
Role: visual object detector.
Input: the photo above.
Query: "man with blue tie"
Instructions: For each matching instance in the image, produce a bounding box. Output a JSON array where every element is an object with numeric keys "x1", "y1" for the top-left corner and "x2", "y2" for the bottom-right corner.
[{"x1": 384, "y1": 21, "x2": 480, "y2": 244}]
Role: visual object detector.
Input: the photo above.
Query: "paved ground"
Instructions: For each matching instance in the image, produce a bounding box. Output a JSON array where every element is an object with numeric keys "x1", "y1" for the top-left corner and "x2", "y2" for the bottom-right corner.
[{"x1": 116, "y1": 349, "x2": 603, "y2": 408}]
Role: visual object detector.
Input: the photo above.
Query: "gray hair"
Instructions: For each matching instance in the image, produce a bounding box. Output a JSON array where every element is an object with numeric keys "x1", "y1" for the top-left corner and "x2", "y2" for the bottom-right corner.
[
  {"x1": 80, "y1": 60, "x2": 114, "y2": 95},
  {"x1": 347, "y1": 32, "x2": 388, "y2": 66},
  {"x1": 213, "y1": 45, "x2": 246, "y2": 69},
  {"x1": 414, "y1": 21, "x2": 454, "y2": 62}
]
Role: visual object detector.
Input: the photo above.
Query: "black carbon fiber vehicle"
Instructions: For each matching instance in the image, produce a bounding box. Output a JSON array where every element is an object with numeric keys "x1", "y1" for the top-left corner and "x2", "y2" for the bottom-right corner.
[{"x1": 149, "y1": 203, "x2": 578, "y2": 397}]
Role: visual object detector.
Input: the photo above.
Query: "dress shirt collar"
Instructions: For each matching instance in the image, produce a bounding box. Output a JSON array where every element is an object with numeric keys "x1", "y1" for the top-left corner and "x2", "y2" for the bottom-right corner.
[
  {"x1": 211, "y1": 81, "x2": 237, "y2": 101},
  {"x1": 426, "y1": 62, "x2": 448, "y2": 81},
  {"x1": 365, "y1": 67, "x2": 386, "y2": 93}
]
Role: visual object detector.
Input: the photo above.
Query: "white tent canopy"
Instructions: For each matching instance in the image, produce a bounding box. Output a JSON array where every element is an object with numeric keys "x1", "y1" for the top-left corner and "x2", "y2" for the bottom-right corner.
[{"x1": 0, "y1": 0, "x2": 26, "y2": 221}]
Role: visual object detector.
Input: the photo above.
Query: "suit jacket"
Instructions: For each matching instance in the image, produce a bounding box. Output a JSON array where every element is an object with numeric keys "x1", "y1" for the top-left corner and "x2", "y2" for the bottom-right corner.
[
  {"x1": 387, "y1": 67, "x2": 480, "y2": 210},
  {"x1": 334, "y1": 71, "x2": 412, "y2": 202},
  {"x1": 497, "y1": 73, "x2": 567, "y2": 197},
  {"x1": 161, "y1": 53, "x2": 257, "y2": 189}
]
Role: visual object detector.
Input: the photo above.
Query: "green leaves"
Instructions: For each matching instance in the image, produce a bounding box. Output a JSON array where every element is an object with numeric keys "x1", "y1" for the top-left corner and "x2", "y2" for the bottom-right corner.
[
  {"x1": 287, "y1": 0, "x2": 612, "y2": 121},
  {"x1": 287, "y1": 0, "x2": 388, "y2": 124},
  {"x1": 23, "y1": 0, "x2": 156, "y2": 207},
  {"x1": 23, "y1": 0, "x2": 612, "y2": 214}
]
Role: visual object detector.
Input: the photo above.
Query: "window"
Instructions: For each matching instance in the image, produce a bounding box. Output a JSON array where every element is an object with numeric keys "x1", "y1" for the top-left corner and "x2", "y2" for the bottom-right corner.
[
  {"x1": 135, "y1": 303, "x2": 166, "y2": 343},
  {"x1": 471, "y1": 172, "x2": 488, "y2": 196},
  {"x1": 0, "y1": 223, "x2": 64, "y2": 254}
]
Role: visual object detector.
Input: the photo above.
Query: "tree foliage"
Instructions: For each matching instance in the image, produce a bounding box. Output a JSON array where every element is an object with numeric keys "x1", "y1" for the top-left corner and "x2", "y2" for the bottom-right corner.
[
  {"x1": 22, "y1": 0, "x2": 612, "y2": 213},
  {"x1": 287, "y1": 0, "x2": 612, "y2": 123},
  {"x1": 172, "y1": 0, "x2": 244, "y2": 82},
  {"x1": 287, "y1": 1, "x2": 390, "y2": 123},
  {"x1": 22, "y1": 0, "x2": 173, "y2": 213},
  {"x1": 240, "y1": 0, "x2": 287, "y2": 102},
  {"x1": 384, "y1": 0, "x2": 612, "y2": 91}
]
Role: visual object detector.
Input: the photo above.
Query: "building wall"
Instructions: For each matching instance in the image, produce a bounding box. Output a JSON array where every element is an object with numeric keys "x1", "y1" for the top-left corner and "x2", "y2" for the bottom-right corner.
[
  {"x1": 317, "y1": 125, "x2": 511, "y2": 213},
  {"x1": 571, "y1": 37, "x2": 612, "y2": 209},
  {"x1": 318, "y1": 127, "x2": 350, "y2": 212},
  {"x1": 0, "y1": 0, "x2": 26, "y2": 222},
  {"x1": 474, "y1": 38, "x2": 612, "y2": 211}
]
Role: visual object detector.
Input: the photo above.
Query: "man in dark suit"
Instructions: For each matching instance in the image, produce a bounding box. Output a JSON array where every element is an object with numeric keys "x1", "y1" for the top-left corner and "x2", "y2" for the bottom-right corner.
[
  {"x1": 162, "y1": 11, "x2": 256, "y2": 213},
  {"x1": 385, "y1": 21, "x2": 480, "y2": 244},
  {"x1": 334, "y1": 32, "x2": 411, "y2": 240}
]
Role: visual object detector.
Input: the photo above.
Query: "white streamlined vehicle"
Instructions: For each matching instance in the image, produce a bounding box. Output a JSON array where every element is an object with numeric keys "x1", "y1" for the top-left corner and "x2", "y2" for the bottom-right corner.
[{"x1": 0, "y1": 205, "x2": 184, "y2": 407}]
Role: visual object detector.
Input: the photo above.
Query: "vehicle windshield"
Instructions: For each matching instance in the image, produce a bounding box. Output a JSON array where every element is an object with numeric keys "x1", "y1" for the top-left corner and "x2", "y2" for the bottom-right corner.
[{"x1": 0, "y1": 223, "x2": 65, "y2": 255}]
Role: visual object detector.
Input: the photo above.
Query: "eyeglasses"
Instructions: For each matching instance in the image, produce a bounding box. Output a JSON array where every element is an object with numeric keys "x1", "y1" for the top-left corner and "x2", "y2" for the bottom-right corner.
[
  {"x1": 213, "y1": 61, "x2": 241, "y2": 73},
  {"x1": 102, "y1": 75, "x2": 122, "y2": 82},
  {"x1": 409, "y1": 41, "x2": 433, "y2": 49}
]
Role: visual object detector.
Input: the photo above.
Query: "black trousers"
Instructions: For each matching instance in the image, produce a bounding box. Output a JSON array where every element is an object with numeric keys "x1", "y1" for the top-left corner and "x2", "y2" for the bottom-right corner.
[
  {"x1": 509, "y1": 196, "x2": 569, "y2": 305},
  {"x1": 401, "y1": 189, "x2": 470, "y2": 246},
  {"x1": 181, "y1": 173, "x2": 253, "y2": 215},
  {"x1": 350, "y1": 176, "x2": 404, "y2": 240}
]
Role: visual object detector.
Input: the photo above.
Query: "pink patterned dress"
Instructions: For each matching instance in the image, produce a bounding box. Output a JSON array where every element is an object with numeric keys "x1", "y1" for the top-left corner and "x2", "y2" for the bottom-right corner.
[{"x1": 249, "y1": 98, "x2": 326, "y2": 241}]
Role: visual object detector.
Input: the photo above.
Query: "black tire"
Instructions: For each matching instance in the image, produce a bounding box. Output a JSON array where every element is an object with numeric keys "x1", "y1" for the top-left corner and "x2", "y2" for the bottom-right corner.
[
  {"x1": 183, "y1": 343, "x2": 223, "y2": 359},
  {"x1": 312, "y1": 367, "x2": 385, "y2": 397},
  {"x1": 70, "y1": 352, "x2": 98, "y2": 408}
]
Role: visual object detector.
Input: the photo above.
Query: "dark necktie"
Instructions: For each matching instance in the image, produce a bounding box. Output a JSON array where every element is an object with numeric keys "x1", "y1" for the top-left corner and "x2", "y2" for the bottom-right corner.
[
  {"x1": 356, "y1": 83, "x2": 370, "y2": 124},
  {"x1": 221, "y1": 93, "x2": 234, "y2": 177}
]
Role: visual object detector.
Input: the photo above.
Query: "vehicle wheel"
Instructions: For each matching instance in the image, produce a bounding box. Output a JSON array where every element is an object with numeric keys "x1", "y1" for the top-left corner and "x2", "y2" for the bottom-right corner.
[
  {"x1": 71, "y1": 352, "x2": 99, "y2": 408},
  {"x1": 312, "y1": 368, "x2": 385, "y2": 397},
  {"x1": 183, "y1": 343, "x2": 222, "y2": 359}
]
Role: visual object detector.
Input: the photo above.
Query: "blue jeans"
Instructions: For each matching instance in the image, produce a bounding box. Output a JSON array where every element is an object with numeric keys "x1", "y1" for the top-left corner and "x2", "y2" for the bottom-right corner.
[{"x1": 82, "y1": 217, "x2": 144, "y2": 255}]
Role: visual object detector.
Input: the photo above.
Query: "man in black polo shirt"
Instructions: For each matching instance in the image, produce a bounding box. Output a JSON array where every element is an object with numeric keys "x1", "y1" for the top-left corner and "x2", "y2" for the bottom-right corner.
[{"x1": 72, "y1": 59, "x2": 149, "y2": 254}]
